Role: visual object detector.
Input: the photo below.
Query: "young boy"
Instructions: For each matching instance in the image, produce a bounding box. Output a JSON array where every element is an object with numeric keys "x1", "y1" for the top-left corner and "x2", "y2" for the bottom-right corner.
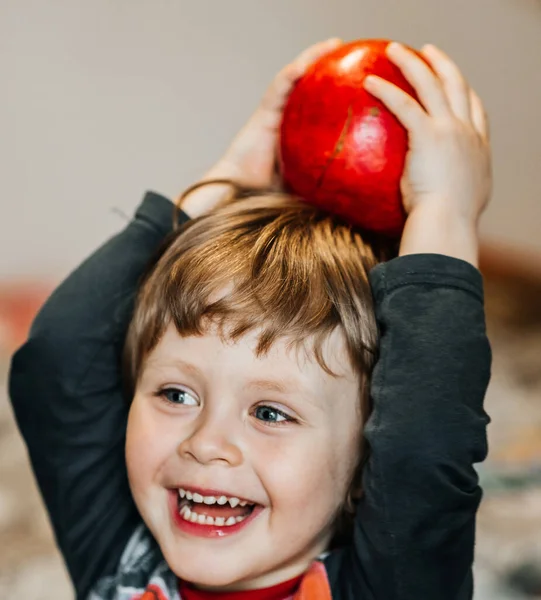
[{"x1": 9, "y1": 40, "x2": 492, "y2": 599}]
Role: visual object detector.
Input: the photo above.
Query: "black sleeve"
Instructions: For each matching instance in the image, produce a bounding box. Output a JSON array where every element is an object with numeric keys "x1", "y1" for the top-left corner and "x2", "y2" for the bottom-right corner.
[
  {"x1": 8, "y1": 192, "x2": 187, "y2": 600},
  {"x1": 325, "y1": 254, "x2": 491, "y2": 600}
]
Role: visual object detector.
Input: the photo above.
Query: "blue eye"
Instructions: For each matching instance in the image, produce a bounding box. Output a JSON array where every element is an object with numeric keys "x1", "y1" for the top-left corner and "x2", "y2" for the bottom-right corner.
[
  {"x1": 253, "y1": 405, "x2": 293, "y2": 425},
  {"x1": 159, "y1": 388, "x2": 198, "y2": 406}
]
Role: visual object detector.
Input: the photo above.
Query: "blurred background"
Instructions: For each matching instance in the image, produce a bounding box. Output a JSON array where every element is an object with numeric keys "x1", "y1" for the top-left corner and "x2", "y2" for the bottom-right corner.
[{"x1": 1, "y1": 0, "x2": 541, "y2": 598}]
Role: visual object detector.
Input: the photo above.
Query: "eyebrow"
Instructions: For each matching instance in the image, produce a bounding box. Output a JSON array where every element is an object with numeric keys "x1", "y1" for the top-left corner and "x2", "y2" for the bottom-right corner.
[
  {"x1": 245, "y1": 379, "x2": 293, "y2": 395},
  {"x1": 145, "y1": 357, "x2": 204, "y2": 380}
]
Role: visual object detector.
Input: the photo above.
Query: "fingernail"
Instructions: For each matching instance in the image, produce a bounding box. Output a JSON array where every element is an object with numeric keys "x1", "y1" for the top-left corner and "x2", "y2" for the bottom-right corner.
[
  {"x1": 364, "y1": 75, "x2": 377, "y2": 87},
  {"x1": 387, "y1": 42, "x2": 403, "y2": 53}
]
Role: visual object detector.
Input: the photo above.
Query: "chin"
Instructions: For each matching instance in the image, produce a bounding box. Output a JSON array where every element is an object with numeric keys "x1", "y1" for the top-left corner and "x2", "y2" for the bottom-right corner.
[{"x1": 165, "y1": 552, "x2": 253, "y2": 590}]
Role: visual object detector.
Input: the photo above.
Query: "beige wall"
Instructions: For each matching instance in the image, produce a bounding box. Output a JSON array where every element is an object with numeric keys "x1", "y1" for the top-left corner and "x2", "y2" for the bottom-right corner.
[{"x1": 2, "y1": 0, "x2": 541, "y2": 279}]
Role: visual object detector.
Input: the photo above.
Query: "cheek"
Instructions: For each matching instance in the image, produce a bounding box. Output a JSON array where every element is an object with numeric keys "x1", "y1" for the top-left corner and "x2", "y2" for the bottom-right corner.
[
  {"x1": 125, "y1": 397, "x2": 177, "y2": 497},
  {"x1": 257, "y1": 430, "x2": 353, "y2": 519}
]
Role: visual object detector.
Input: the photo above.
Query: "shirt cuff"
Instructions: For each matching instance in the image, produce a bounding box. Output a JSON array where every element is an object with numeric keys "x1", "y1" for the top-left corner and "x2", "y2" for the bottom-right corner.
[
  {"x1": 134, "y1": 191, "x2": 191, "y2": 238},
  {"x1": 369, "y1": 253, "x2": 485, "y2": 304}
]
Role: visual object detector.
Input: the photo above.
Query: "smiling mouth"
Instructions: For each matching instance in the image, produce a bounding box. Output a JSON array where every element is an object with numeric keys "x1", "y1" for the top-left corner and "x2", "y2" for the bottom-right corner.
[{"x1": 177, "y1": 488, "x2": 257, "y2": 527}]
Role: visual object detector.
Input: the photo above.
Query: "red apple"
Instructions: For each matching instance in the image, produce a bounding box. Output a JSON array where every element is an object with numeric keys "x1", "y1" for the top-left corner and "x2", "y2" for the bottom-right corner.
[{"x1": 280, "y1": 39, "x2": 423, "y2": 237}]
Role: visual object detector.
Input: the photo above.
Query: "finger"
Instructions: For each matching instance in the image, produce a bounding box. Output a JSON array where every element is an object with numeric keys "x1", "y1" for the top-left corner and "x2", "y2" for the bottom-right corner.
[
  {"x1": 470, "y1": 89, "x2": 490, "y2": 140},
  {"x1": 386, "y1": 42, "x2": 451, "y2": 118},
  {"x1": 259, "y1": 64, "x2": 299, "y2": 113},
  {"x1": 421, "y1": 44, "x2": 471, "y2": 122},
  {"x1": 364, "y1": 75, "x2": 427, "y2": 132},
  {"x1": 260, "y1": 38, "x2": 342, "y2": 113},
  {"x1": 290, "y1": 38, "x2": 343, "y2": 78}
]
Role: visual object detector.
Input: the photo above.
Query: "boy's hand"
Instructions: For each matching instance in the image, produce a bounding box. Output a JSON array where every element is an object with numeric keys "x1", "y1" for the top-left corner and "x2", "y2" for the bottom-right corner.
[
  {"x1": 218, "y1": 37, "x2": 343, "y2": 187},
  {"x1": 181, "y1": 38, "x2": 342, "y2": 218},
  {"x1": 364, "y1": 43, "x2": 492, "y2": 266}
]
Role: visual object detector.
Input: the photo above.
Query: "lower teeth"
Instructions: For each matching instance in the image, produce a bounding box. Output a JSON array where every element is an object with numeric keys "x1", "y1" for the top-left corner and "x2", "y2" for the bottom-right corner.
[{"x1": 179, "y1": 505, "x2": 248, "y2": 527}]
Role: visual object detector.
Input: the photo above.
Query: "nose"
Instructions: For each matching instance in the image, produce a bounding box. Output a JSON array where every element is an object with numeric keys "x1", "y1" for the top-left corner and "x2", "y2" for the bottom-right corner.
[{"x1": 178, "y1": 410, "x2": 243, "y2": 467}]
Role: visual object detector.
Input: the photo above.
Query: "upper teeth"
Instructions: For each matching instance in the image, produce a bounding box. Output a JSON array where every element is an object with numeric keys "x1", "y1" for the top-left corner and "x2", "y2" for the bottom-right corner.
[{"x1": 179, "y1": 488, "x2": 248, "y2": 507}]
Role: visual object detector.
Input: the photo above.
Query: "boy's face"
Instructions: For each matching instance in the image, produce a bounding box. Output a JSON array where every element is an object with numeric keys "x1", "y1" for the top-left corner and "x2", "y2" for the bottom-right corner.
[{"x1": 126, "y1": 323, "x2": 362, "y2": 591}]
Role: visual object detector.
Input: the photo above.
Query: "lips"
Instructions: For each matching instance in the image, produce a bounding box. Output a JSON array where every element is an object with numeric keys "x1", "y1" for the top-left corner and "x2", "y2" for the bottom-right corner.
[{"x1": 168, "y1": 487, "x2": 263, "y2": 538}]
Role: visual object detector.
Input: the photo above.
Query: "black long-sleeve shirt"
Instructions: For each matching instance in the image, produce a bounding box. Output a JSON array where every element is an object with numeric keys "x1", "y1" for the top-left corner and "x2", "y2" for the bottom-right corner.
[{"x1": 8, "y1": 192, "x2": 491, "y2": 599}]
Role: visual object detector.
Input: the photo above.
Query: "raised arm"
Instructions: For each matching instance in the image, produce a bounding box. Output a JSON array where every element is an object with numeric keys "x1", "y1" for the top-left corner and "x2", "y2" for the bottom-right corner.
[
  {"x1": 325, "y1": 43, "x2": 493, "y2": 598},
  {"x1": 327, "y1": 253, "x2": 491, "y2": 598},
  {"x1": 8, "y1": 193, "x2": 185, "y2": 598}
]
